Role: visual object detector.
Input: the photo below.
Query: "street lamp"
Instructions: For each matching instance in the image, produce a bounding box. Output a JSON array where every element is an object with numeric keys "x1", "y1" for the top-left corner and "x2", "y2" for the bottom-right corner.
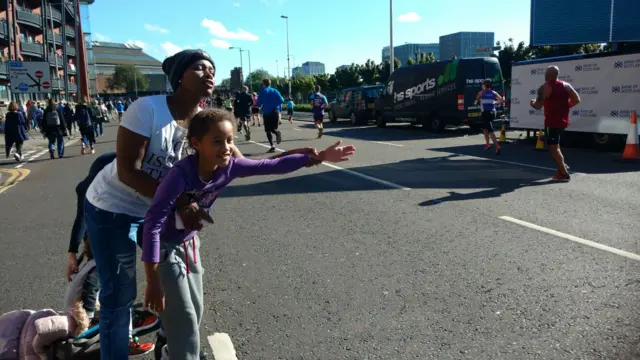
[
  {"x1": 280, "y1": 15, "x2": 291, "y2": 97},
  {"x1": 389, "y1": 0, "x2": 394, "y2": 75},
  {"x1": 246, "y1": 49, "x2": 252, "y2": 91}
]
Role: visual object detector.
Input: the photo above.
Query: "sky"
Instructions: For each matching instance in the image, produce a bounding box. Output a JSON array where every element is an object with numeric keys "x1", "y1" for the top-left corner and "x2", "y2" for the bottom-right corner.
[{"x1": 88, "y1": 0, "x2": 532, "y2": 81}]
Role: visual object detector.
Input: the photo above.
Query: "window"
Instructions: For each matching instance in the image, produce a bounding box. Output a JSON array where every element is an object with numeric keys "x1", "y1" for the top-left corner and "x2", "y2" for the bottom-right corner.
[{"x1": 364, "y1": 87, "x2": 382, "y2": 98}]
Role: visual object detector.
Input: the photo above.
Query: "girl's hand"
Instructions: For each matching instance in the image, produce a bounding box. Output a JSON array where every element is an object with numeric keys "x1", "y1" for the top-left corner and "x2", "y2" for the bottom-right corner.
[
  {"x1": 314, "y1": 140, "x2": 356, "y2": 163},
  {"x1": 144, "y1": 279, "x2": 165, "y2": 313},
  {"x1": 66, "y1": 252, "x2": 78, "y2": 282},
  {"x1": 176, "y1": 194, "x2": 204, "y2": 231}
]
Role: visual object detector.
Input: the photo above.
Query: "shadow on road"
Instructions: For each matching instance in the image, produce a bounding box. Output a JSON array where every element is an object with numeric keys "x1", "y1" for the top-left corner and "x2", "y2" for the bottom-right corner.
[
  {"x1": 429, "y1": 143, "x2": 639, "y2": 175},
  {"x1": 295, "y1": 123, "x2": 480, "y2": 142},
  {"x1": 221, "y1": 154, "x2": 554, "y2": 204}
]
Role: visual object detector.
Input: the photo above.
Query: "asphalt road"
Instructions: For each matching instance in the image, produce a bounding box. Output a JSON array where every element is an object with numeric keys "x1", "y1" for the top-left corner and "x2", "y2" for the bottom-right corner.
[{"x1": 0, "y1": 116, "x2": 639, "y2": 360}]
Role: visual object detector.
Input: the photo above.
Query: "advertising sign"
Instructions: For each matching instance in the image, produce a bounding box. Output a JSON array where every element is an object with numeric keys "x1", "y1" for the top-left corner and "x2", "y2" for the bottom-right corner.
[
  {"x1": 510, "y1": 53, "x2": 640, "y2": 135},
  {"x1": 9, "y1": 61, "x2": 52, "y2": 94}
]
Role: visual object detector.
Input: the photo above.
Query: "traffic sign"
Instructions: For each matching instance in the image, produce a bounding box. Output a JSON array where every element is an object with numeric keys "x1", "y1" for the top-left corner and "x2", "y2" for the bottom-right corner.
[
  {"x1": 475, "y1": 46, "x2": 502, "y2": 53},
  {"x1": 8, "y1": 61, "x2": 52, "y2": 94}
]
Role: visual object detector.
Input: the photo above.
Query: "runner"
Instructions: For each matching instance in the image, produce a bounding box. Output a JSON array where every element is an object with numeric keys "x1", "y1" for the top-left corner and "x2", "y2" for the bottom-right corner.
[
  {"x1": 257, "y1": 78, "x2": 284, "y2": 152},
  {"x1": 251, "y1": 91, "x2": 261, "y2": 126},
  {"x1": 286, "y1": 97, "x2": 294, "y2": 123},
  {"x1": 474, "y1": 80, "x2": 503, "y2": 154},
  {"x1": 529, "y1": 65, "x2": 581, "y2": 181},
  {"x1": 142, "y1": 108, "x2": 356, "y2": 360},
  {"x1": 233, "y1": 85, "x2": 254, "y2": 141},
  {"x1": 309, "y1": 85, "x2": 328, "y2": 138}
]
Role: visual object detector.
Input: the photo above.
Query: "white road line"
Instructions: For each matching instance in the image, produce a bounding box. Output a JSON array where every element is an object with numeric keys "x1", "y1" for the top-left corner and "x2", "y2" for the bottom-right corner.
[
  {"x1": 10, "y1": 138, "x2": 81, "y2": 169},
  {"x1": 293, "y1": 128, "x2": 302, "y2": 131},
  {"x1": 208, "y1": 333, "x2": 238, "y2": 360},
  {"x1": 452, "y1": 153, "x2": 586, "y2": 175},
  {"x1": 372, "y1": 141, "x2": 403, "y2": 147},
  {"x1": 499, "y1": 216, "x2": 640, "y2": 262},
  {"x1": 247, "y1": 140, "x2": 411, "y2": 190}
]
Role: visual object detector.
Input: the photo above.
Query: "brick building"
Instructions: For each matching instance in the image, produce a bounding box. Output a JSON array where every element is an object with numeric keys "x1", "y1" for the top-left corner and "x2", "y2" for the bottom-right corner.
[{"x1": 0, "y1": 0, "x2": 90, "y2": 103}]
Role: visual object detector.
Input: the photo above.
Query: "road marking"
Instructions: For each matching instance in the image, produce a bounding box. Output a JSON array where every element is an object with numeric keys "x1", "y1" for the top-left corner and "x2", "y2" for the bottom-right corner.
[
  {"x1": 208, "y1": 333, "x2": 238, "y2": 360},
  {"x1": 293, "y1": 128, "x2": 302, "y2": 131},
  {"x1": 372, "y1": 141, "x2": 403, "y2": 147},
  {"x1": 450, "y1": 153, "x2": 586, "y2": 175},
  {"x1": 10, "y1": 137, "x2": 81, "y2": 169},
  {"x1": 0, "y1": 168, "x2": 30, "y2": 194},
  {"x1": 247, "y1": 140, "x2": 411, "y2": 190},
  {"x1": 499, "y1": 215, "x2": 640, "y2": 262}
]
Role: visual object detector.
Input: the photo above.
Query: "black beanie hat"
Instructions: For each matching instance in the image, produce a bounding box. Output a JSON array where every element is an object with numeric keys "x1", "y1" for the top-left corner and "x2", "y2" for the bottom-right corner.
[{"x1": 162, "y1": 49, "x2": 215, "y2": 91}]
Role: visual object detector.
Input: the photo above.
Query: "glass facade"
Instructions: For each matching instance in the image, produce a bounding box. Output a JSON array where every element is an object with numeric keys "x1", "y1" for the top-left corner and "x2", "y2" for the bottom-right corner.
[
  {"x1": 382, "y1": 43, "x2": 440, "y2": 63},
  {"x1": 80, "y1": 3, "x2": 98, "y2": 95},
  {"x1": 439, "y1": 32, "x2": 495, "y2": 60}
]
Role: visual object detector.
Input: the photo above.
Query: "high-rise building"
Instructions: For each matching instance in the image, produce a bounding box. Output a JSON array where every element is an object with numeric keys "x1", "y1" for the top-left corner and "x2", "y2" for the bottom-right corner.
[
  {"x1": 438, "y1": 32, "x2": 495, "y2": 60},
  {"x1": 0, "y1": 0, "x2": 91, "y2": 102},
  {"x1": 93, "y1": 41, "x2": 169, "y2": 95},
  {"x1": 300, "y1": 61, "x2": 325, "y2": 76},
  {"x1": 79, "y1": 0, "x2": 97, "y2": 96},
  {"x1": 230, "y1": 67, "x2": 243, "y2": 89},
  {"x1": 382, "y1": 43, "x2": 440, "y2": 64}
]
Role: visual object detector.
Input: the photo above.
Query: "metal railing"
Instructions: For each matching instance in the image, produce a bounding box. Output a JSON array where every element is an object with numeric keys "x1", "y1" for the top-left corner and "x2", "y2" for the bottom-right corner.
[
  {"x1": 49, "y1": 7, "x2": 62, "y2": 23},
  {"x1": 65, "y1": 45, "x2": 75, "y2": 56},
  {"x1": 65, "y1": 25, "x2": 75, "y2": 37},
  {"x1": 15, "y1": 7, "x2": 43, "y2": 29},
  {"x1": 47, "y1": 31, "x2": 63, "y2": 44},
  {"x1": 20, "y1": 41, "x2": 44, "y2": 57}
]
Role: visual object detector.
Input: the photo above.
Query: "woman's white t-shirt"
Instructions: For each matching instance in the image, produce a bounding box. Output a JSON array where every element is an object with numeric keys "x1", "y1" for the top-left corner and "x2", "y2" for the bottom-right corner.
[{"x1": 86, "y1": 95, "x2": 191, "y2": 218}]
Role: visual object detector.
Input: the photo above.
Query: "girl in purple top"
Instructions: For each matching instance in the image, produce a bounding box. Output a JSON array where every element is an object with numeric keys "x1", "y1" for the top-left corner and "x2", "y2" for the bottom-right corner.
[{"x1": 142, "y1": 108, "x2": 355, "y2": 359}]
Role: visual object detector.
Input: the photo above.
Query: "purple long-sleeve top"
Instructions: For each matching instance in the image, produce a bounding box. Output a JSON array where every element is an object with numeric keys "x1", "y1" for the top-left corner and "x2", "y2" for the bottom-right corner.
[{"x1": 142, "y1": 152, "x2": 311, "y2": 263}]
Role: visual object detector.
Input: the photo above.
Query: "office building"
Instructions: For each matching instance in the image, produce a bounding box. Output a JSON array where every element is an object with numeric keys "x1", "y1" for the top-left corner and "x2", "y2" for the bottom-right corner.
[
  {"x1": 382, "y1": 43, "x2": 440, "y2": 64},
  {"x1": 336, "y1": 64, "x2": 350, "y2": 71},
  {"x1": 439, "y1": 32, "x2": 495, "y2": 60},
  {"x1": 0, "y1": 0, "x2": 91, "y2": 102},
  {"x1": 300, "y1": 61, "x2": 325, "y2": 76},
  {"x1": 230, "y1": 67, "x2": 243, "y2": 89},
  {"x1": 92, "y1": 41, "x2": 169, "y2": 95},
  {"x1": 291, "y1": 66, "x2": 303, "y2": 78}
]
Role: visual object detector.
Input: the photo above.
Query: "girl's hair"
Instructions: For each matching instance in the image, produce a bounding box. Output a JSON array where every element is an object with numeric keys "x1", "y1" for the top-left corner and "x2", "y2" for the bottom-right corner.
[
  {"x1": 82, "y1": 233, "x2": 93, "y2": 260},
  {"x1": 482, "y1": 79, "x2": 493, "y2": 89},
  {"x1": 187, "y1": 109, "x2": 235, "y2": 148},
  {"x1": 7, "y1": 101, "x2": 17, "y2": 112},
  {"x1": 47, "y1": 98, "x2": 56, "y2": 109}
]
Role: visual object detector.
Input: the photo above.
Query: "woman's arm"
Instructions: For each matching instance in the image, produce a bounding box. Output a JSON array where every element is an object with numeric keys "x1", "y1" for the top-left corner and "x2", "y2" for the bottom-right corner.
[{"x1": 116, "y1": 127, "x2": 159, "y2": 198}]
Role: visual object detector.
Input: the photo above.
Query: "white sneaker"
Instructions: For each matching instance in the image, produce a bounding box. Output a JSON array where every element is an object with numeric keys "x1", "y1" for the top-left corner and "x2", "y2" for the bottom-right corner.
[{"x1": 13, "y1": 153, "x2": 21, "y2": 162}]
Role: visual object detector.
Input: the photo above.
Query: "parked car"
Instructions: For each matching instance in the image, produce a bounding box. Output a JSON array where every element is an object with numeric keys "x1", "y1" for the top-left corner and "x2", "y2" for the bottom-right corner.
[{"x1": 328, "y1": 85, "x2": 384, "y2": 125}]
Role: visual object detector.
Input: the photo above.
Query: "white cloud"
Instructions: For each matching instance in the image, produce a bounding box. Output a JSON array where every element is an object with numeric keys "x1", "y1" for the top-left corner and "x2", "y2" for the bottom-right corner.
[
  {"x1": 93, "y1": 32, "x2": 110, "y2": 42},
  {"x1": 125, "y1": 39, "x2": 149, "y2": 50},
  {"x1": 233, "y1": 2, "x2": 240, "y2": 6},
  {"x1": 265, "y1": 29, "x2": 274, "y2": 35},
  {"x1": 144, "y1": 24, "x2": 170, "y2": 34},
  {"x1": 161, "y1": 42, "x2": 182, "y2": 57},
  {"x1": 211, "y1": 39, "x2": 232, "y2": 49},
  {"x1": 201, "y1": 18, "x2": 259, "y2": 41},
  {"x1": 397, "y1": 12, "x2": 421, "y2": 22}
]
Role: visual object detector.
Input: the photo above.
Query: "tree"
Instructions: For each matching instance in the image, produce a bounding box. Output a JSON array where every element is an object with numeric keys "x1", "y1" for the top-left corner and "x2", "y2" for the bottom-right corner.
[
  {"x1": 245, "y1": 69, "x2": 272, "y2": 91},
  {"x1": 334, "y1": 64, "x2": 361, "y2": 89},
  {"x1": 107, "y1": 64, "x2": 148, "y2": 93},
  {"x1": 219, "y1": 78, "x2": 231, "y2": 88},
  {"x1": 496, "y1": 39, "x2": 532, "y2": 84},
  {"x1": 376, "y1": 58, "x2": 401, "y2": 83},
  {"x1": 358, "y1": 59, "x2": 379, "y2": 85},
  {"x1": 406, "y1": 57, "x2": 416, "y2": 66},
  {"x1": 313, "y1": 73, "x2": 330, "y2": 91},
  {"x1": 327, "y1": 74, "x2": 340, "y2": 92},
  {"x1": 291, "y1": 76, "x2": 316, "y2": 101}
]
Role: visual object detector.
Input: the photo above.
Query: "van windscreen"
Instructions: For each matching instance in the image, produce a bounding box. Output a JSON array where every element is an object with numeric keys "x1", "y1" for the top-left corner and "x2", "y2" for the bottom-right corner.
[
  {"x1": 364, "y1": 88, "x2": 383, "y2": 98},
  {"x1": 484, "y1": 60, "x2": 504, "y2": 94}
]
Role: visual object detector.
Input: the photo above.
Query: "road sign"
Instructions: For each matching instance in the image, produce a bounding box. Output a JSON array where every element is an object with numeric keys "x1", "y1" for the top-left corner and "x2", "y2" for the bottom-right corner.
[
  {"x1": 42, "y1": 81, "x2": 50, "y2": 90},
  {"x1": 8, "y1": 61, "x2": 52, "y2": 94}
]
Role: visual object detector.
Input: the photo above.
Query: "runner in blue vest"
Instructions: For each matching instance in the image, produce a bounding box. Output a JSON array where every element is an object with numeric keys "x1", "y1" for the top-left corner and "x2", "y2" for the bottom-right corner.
[
  {"x1": 475, "y1": 80, "x2": 503, "y2": 154},
  {"x1": 309, "y1": 85, "x2": 328, "y2": 139}
]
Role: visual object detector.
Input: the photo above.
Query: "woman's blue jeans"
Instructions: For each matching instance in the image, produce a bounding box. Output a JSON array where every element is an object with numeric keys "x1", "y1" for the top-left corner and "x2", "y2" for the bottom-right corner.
[{"x1": 84, "y1": 199, "x2": 143, "y2": 359}]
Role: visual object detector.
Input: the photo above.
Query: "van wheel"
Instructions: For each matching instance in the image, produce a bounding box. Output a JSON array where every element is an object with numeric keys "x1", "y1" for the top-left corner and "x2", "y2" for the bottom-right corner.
[
  {"x1": 423, "y1": 115, "x2": 445, "y2": 132},
  {"x1": 329, "y1": 111, "x2": 337, "y2": 123},
  {"x1": 376, "y1": 114, "x2": 387, "y2": 128}
]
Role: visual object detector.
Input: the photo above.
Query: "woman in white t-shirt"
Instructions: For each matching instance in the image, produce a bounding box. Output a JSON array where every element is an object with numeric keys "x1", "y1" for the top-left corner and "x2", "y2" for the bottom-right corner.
[{"x1": 83, "y1": 49, "x2": 320, "y2": 359}]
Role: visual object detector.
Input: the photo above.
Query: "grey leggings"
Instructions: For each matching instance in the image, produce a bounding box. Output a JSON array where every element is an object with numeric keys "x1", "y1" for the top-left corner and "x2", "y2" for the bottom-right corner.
[{"x1": 158, "y1": 236, "x2": 204, "y2": 360}]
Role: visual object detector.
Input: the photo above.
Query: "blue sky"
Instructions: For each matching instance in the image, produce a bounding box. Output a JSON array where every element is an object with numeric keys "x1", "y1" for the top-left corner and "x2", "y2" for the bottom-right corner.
[{"x1": 88, "y1": 0, "x2": 531, "y2": 80}]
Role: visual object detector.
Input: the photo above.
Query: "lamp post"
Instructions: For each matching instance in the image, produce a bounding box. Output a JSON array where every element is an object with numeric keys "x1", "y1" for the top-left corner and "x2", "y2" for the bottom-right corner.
[
  {"x1": 389, "y1": 0, "x2": 394, "y2": 75},
  {"x1": 246, "y1": 49, "x2": 252, "y2": 91},
  {"x1": 280, "y1": 15, "x2": 291, "y2": 97}
]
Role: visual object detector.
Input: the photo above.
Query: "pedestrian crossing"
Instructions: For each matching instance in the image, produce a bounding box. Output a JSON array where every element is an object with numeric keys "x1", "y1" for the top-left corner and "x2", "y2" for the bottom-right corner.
[{"x1": 1, "y1": 137, "x2": 82, "y2": 168}]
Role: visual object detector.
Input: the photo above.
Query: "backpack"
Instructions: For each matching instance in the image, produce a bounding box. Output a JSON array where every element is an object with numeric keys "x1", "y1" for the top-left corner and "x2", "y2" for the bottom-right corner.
[
  {"x1": 46, "y1": 110, "x2": 60, "y2": 126},
  {"x1": 76, "y1": 107, "x2": 92, "y2": 128},
  {"x1": 45, "y1": 333, "x2": 101, "y2": 360}
]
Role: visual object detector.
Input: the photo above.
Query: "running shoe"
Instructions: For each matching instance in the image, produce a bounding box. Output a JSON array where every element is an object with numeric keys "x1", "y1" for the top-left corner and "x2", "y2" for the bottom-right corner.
[
  {"x1": 132, "y1": 309, "x2": 160, "y2": 336},
  {"x1": 129, "y1": 337, "x2": 154, "y2": 357}
]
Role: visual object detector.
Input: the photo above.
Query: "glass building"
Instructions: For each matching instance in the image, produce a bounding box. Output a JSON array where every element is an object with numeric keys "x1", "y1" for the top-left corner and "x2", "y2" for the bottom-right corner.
[
  {"x1": 382, "y1": 43, "x2": 440, "y2": 64},
  {"x1": 438, "y1": 32, "x2": 495, "y2": 60}
]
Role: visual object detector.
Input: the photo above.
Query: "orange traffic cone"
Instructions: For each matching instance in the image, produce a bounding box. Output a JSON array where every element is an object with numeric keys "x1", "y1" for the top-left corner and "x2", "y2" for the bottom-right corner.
[
  {"x1": 534, "y1": 129, "x2": 545, "y2": 151},
  {"x1": 498, "y1": 123, "x2": 508, "y2": 144},
  {"x1": 621, "y1": 111, "x2": 639, "y2": 161}
]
